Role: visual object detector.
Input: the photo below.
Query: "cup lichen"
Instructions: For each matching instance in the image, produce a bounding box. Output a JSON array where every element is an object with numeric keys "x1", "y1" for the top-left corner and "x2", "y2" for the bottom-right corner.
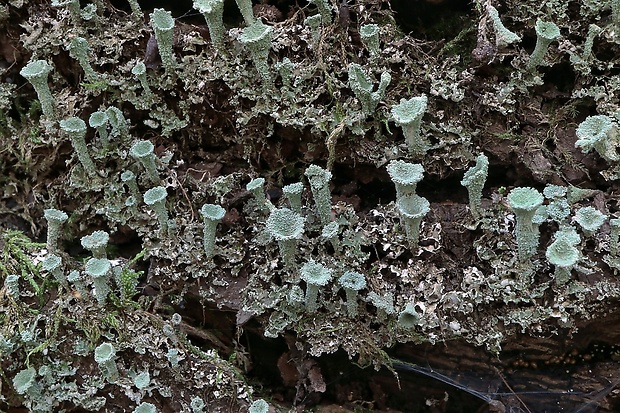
[
  {"x1": 338, "y1": 271, "x2": 366, "y2": 317},
  {"x1": 193, "y1": 0, "x2": 225, "y2": 51},
  {"x1": 89, "y1": 111, "x2": 109, "y2": 148},
  {"x1": 304, "y1": 164, "x2": 333, "y2": 225},
  {"x1": 386, "y1": 160, "x2": 424, "y2": 199},
  {"x1": 359, "y1": 24, "x2": 380, "y2": 58},
  {"x1": 300, "y1": 260, "x2": 332, "y2": 312},
  {"x1": 460, "y1": 153, "x2": 489, "y2": 220},
  {"x1": 19, "y1": 60, "x2": 56, "y2": 119},
  {"x1": 200, "y1": 203, "x2": 226, "y2": 259},
  {"x1": 266, "y1": 208, "x2": 305, "y2": 272},
  {"x1": 43, "y1": 208, "x2": 69, "y2": 253},
  {"x1": 85, "y1": 257, "x2": 112, "y2": 305},
  {"x1": 507, "y1": 187, "x2": 544, "y2": 261},
  {"x1": 391, "y1": 95, "x2": 428, "y2": 156},
  {"x1": 143, "y1": 186, "x2": 170, "y2": 237},
  {"x1": 150, "y1": 9, "x2": 176, "y2": 72},
  {"x1": 60, "y1": 116, "x2": 96, "y2": 176},
  {"x1": 239, "y1": 20, "x2": 274, "y2": 90},
  {"x1": 396, "y1": 194, "x2": 430, "y2": 251},
  {"x1": 130, "y1": 140, "x2": 160, "y2": 184},
  {"x1": 348, "y1": 63, "x2": 391, "y2": 116},
  {"x1": 527, "y1": 19, "x2": 560, "y2": 69},
  {"x1": 94, "y1": 342, "x2": 119, "y2": 382}
]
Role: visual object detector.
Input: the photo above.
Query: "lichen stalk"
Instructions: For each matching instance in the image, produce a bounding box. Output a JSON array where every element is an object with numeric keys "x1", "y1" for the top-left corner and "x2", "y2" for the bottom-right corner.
[
  {"x1": 348, "y1": 63, "x2": 391, "y2": 116},
  {"x1": 19, "y1": 60, "x2": 56, "y2": 119},
  {"x1": 527, "y1": 19, "x2": 560, "y2": 69},
  {"x1": 89, "y1": 111, "x2": 109, "y2": 148},
  {"x1": 304, "y1": 284, "x2": 320, "y2": 312},
  {"x1": 85, "y1": 258, "x2": 112, "y2": 306},
  {"x1": 203, "y1": 219, "x2": 219, "y2": 257},
  {"x1": 60, "y1": 117, "x2": 96, "y2": 176},
  {"x1": 144, "y1": 186, "x2": 170, "y2": 237},
  {"x1": 359, "y1": 24, "x2": 380, "y2": 58},
  {"x1": 397, "y1": 194, "x2": 430, "y2": 250},
  {"x1": 69, "y1": 37, "x2": 99, "y2": 82},
  {"x1": 282, "y1": 182, "x2": 303, "y2": 214},
  {"x1": 127, "y1": 0, "x2": 143, "y2": 18},
  {"x1": 130, "y1": 140, "x2": 160, "y2": 184},
  {"x1": 322, "y1": 221, "x2": 340, "y2": 253},
  {"x1": 239, "y1": 21, "x2": 274, "y2": 91},
  {"x1": 94, "y1": 343, "x2": 119, "y2": 382},
  {"x1": 391, "y1": 96, "x2": 428, "y2": 157},
  {"x1": 234, "y1": 0, "x2": 254, "y2": 25},
  {"x1": 277, "y1": 239, "x2": 298, "y2": 271},
  {"x1": 487, "y1": 5, "x2": 520, "y2": 47},
  {"x1": 194, "y1": 0, "x2": 225, "y2": 51},
  {"x1": 44, "y1": 208, "x2": 68, "y2": 253},
  {"x1": 106, "y1": 107, "x2": 129, "y2": 139},
  {"x1": 121, "y1": 170, "x2": 141, "y2": 203},
  {"x1": 460, "y1": 154, "x2": 489, "y2": 220},
  {"x1": 305, "y1": 165, "x2": 332, "y2": 225},
  {"x1": 42, "y1": 254, "x2": 66, "y2": 287},
  {"x1": 132, "y1": 62, "x2": 152, "y2": 97},
  {"x1": 150, "y1": 9, "x2": 177, "y2": 72},
  {"x1": 200, "y1": 204, "x2": 225, "y2": 259},
  {"x1": 507, "y1": 187, "x2": 544, "y2": 262},
  {"x1": 300, "y1": 260, "x2": 332, "y2": 313},
  {"x1": 266, "y1": 208, "x2": 305, "y2": 275}
]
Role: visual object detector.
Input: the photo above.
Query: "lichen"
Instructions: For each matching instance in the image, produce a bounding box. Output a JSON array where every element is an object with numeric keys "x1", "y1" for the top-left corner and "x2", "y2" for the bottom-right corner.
[{"x1": 5, "y1": 0, "x2": 620, "y2": 410}]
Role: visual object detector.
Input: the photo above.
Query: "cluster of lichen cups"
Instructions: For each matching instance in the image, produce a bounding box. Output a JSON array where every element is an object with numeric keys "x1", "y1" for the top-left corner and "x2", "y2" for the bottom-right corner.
[{"x1": 15, "y1": 2, "x2": 614, "y2": 412}]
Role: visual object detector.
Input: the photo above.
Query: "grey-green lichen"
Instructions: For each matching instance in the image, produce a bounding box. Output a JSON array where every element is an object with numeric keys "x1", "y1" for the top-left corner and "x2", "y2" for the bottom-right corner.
[
  {"x1": 150, "y1": 9, "x2": 176, "y2": 73},
  {"x1": 68, "y1": 37, "x2": 100, "y2": 82},
  {"x1": 143, "y1": 186, "x2": 171, "y2": 237},
  {"x1": 200, "y1": 203, "x2": 226, "y2": 259},
  {"x1": 396, "y1": 194, "x2": 430, "y2": 250},
  {"x1": 81, "y1": 230, "x2": 109, "y2": 259},
  {"x1": 7, "y1": 1, "x2": 620, "y2": 411},
  {"x1": 304, "y1": 164, "x2": 333, "y2": 225},
  {"x1": 575, "y1": 115, "x2": 619, "y2": 162},
  {"x1": 360, "y1": 24, "x2": 380, "y2": 59},
  {"x1": 89, "y1": 110, "x2": 109, "y2": 148},
  {"x1": 527, "y1": 19, "x2": 560, "y2": 69},
  {"x1": 131, "y1": 62, "x2": 152, "y2": 98},
  {"x1": 546, "y1": 229, "x2": 580, "y2": 285},
  {"x1": 574, "y1": 206, "x2": 607, "y2": 237},
  {"x1": 391, "y1": 95, "x2": 428, "y2": 156},
  {"x1": 19, "y1": 60, "x2": 55, "y2": 120},
  {"x1": 43, "y1": 208, "x2": 68, "y2": 253},
  {"x1": 130, "y1": 140, "x2": 160, "y2": 184},
  {"x1": 193, "y1": 0, "x2": 226, "y2": 52},
  {"x1": 234, "y1": 0, "x2": 255, "y2": 26},
  {"x1": 487, "y1": 5, "x2": 520, "y2": 47},
  {"x1": 266, "y1": 208, "x2": 305, "y2": 272},
  {"x1": 238, "y1": 20, "x2": 274, "y2": 91},
  {"x1": 300, "y1": 260, "x2": 332, "y2": 312},
  {"x1": 94, "y1": 342, "x2": 119, "y2": 382},
  {"x1": 60, "y1": 116, "x2": 96, "y2": 175},
  {"x1": 348, "y1": 63, "x2": 391, "y2": 116},
  {"x1": 460, "y1": 153, "x2": 489, "y2": 220},
  {"x1": 282, "y1": 182, "x2": 303, "y2": 213},
  {"x1": 387, "y1": 160, "x2": 424, "y2": 199},
  {"x1": 85, "y1": 257, "x2": 112, "y2": 305},
  {"x1": 507, "y1": 187, "x2": 544, "y2": 262}
]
